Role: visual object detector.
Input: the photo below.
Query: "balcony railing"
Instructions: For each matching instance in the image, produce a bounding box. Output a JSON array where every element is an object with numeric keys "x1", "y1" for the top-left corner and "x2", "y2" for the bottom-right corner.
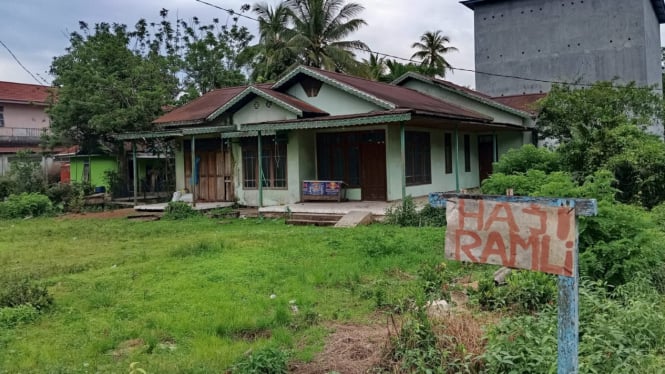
[{"x1": 0, "y1": 127, "x2": 48, "y2": 145}]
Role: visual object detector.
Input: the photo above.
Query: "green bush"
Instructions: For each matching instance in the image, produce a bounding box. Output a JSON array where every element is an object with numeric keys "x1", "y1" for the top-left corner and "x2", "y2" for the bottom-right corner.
[
  {"x1": 384, "y1": 196, "x2": 446, "y2": 227},
  {"x1": 8, "y1": 150, "x2": 46, "y2": 194},
  {"x1": 475, "y1": 271, "x2": 556, "y2": 313},
  {"x1": 493, "y1": 144, "x2": 561, "y2": 174},
  {"x1": 0, "y1": 193, "x2": 53, "y2": 218},
  {"x1": 0, "y1": 177, "x2": 16, "y2": 200},
  {"x1": 0, "y1": 305, "x2": 40, "y2": 328},
  {"x1": 0, "y1": 278, "x2": 54, "y2": 311},
  {"x1": 231, "y1": 346, "x2": 289, "y2": 374},
  {"x1": 483, "y1": 279, "x2": 665, "y2": 374},
  {"x1": 163, "y1": 201, "x2": 200, "y2": 220}
]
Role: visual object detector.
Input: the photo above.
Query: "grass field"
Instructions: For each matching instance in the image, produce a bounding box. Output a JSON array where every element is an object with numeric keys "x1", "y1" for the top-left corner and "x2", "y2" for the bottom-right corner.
[{"x1": 0, "y1": 215, "x2": 456, "y2": 372}]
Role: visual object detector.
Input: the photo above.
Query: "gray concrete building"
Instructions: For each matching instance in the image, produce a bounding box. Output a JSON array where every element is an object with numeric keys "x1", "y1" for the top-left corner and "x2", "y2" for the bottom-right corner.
[{"x1": 462, "y1": 0, "x2": 665, "y2": 97}]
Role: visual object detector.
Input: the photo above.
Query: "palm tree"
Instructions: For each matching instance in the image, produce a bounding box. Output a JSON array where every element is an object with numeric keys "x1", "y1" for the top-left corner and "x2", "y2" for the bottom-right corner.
[
  {"x1": 356, "y1": 53, "x2": 385, "y2": 81},
  {"x1": 242, "y1": 2, "x2": 299, "y2": 82},
  {"x1": 410, "y1": 30, "x2": 458, "y2": 77},
  {"x1": 285, "y1": 0, "x2": 369, "y2": 72}
]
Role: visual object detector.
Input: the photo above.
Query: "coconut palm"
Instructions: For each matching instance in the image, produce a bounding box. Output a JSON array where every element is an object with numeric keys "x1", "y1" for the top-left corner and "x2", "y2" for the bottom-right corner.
[
  {"x1": 242, "y1": 2, "x2": 299, "y2": 82},
  {"x1": 410, "y1": 30, "x2": 458, "y2": 77},
  {"x1": 356, "y1": 53, "x2": 386, "y2": 81},
  {"x1": 285, "y1": 0, "x2": 369, "y2": 72}
]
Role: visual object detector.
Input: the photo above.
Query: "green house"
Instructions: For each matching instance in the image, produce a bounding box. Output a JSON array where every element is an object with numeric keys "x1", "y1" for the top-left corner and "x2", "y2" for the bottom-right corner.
[{"x1": 119, "y1": 66, "x2": 539, "y2": 207}]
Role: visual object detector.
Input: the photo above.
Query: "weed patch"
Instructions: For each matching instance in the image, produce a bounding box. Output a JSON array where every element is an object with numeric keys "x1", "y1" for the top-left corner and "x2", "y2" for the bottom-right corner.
[{"x1": 170, "y1": 240, "x2": 226, "y2": 257}]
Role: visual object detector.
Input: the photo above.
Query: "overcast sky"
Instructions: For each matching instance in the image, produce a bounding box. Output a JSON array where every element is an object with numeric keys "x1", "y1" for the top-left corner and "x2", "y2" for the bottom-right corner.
[{"x1": 1, "y1": 0, "x2": 478, "y2": 88}]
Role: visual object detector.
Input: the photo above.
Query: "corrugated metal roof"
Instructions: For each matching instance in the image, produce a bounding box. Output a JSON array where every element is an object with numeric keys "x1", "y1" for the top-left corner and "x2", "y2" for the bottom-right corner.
[
  {"x1": 492, "y1": 93, "x2": 546, "y2": 115},
  {"x1": 0, "y1": 81, "x2": 53, "y2": 104},
  {"x1": 153, "y1": 86, "x2": 248, "y2": 124},
  {"x1": 291, "y1": 67, "x2": 492, "y2": 122}
]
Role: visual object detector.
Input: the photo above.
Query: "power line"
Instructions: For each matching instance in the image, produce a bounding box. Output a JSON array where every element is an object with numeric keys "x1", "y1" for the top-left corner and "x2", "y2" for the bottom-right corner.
[
  {"x1": 194, "y1": 0, "x2": 663, "y2": 92},
  {"x1": 0, "y1": 40, "x2": 49, "y2": 85}
]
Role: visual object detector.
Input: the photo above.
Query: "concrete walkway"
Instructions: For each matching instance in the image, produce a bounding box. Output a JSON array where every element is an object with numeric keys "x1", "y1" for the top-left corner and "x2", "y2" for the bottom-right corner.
[
  {"x1": 134, "y1": 202, "x2": 234, "y2": 212},
  {"x1": 258, "y1": 200, "x2": 405, "y2": 217}
]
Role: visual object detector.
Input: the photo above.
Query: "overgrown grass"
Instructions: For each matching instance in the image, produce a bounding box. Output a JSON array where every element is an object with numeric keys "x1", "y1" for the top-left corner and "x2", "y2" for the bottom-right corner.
[{"x1": 0, "y1": 216, "x2": 447, "y2": 372}]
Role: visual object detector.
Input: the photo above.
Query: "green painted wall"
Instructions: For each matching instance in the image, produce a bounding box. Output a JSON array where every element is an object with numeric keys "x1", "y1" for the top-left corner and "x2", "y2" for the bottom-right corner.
[
  {"x1": 234, "y1": 97, "x2": 297, "y2": 125},
  {"x1": 286, "y1": 82, "x2": 382, "y2": 115},
  {"x1": 497, "y1": 132, "x2": 528, "y2": 159},
  {"x1": 69, "y1": 156, "x2": 117, "y2": 189}
]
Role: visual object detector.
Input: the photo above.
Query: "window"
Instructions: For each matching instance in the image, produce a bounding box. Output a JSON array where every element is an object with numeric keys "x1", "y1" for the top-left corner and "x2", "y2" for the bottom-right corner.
[
  {"x1": 444, "y1": 133, "x2": 453, "y2": 174},
  {"x1": 242, "y1": 137, "x2": 287, "y2": 189},
  {"x1": 0, "y1": 106, "x2": 4, "y2": 127},
  {"x1": 464, "y1": 134, "x2": 471, "y2": 172},
  {"x1": 317, "y1": 132, "x2": 362, "y2": 187},
  {"x1": 405, "y1": 131, "x2": 431, "y2": 185}
]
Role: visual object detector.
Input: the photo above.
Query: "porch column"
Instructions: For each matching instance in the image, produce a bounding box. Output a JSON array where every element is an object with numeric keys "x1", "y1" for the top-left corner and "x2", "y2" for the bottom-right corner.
[
  {"x1": 191, "y1": 135, "x2": 197, "y2": 207},
  {"x1": 257, "y1": 130, "x2": 263, "y2": 208},
  {"x1": 454, "y1": 126, "x2": 460, "y2": 192},
  {"x1": 132, "y1": 140, "x2": 138, "y2": 206},
  {"x1": 220, "y1": 134, "x2": 226, "y2": 201},
  {"x1": 400, "y1": 122, "x2": 406, "y2": 201},
  {"x1": 492, "y1": 131, "x2": 498, "y2": 162}
]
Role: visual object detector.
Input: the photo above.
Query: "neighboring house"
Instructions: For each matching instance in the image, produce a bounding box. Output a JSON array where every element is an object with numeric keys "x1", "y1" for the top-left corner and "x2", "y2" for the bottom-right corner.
[
  {"x1": 119, "y1": 65, "x2": 536, "y2": 207},
  {"x1": 462, "y1": 0, "x2": 664, "y2": 96},
  {"x1": 0, "y1": 81, "x2": 53, "y2": 176},
  {"x1": 58, "y1": 145, "x2": 170, "y2": 196}
]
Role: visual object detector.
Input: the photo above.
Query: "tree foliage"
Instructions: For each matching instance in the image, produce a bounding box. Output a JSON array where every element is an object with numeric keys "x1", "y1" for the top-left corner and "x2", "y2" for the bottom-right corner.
[
  {"x1": 48, "y1": 9, "x2": 253, "y2": 153},
  {"x1": 245, "y1": 0, "x2": 369, "y2": 80}
]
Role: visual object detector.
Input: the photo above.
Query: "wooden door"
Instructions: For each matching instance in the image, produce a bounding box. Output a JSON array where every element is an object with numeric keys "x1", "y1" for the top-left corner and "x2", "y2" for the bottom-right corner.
[
  {"x1": 360, "y1": 142, "x2": 387, "y2": 201},
  {"x1": 185, "y1": 147, "x2": 235, "y2": 202},
  {"x1": 478, "y1": 135, "x2": 495, "y2": 182}
]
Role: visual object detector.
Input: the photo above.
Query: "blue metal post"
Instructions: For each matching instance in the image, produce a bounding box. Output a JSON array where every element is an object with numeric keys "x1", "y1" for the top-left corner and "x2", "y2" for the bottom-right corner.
[
  {"x1": 258, "y1": 131, "x2": 263, "y2": 208},
  {"x1": 400, "y1": 122, "x2": 406, "y2": 201}
]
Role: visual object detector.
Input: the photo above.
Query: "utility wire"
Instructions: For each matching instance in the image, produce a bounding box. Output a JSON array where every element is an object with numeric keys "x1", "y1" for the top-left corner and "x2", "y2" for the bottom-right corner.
[
  {"x1": 0, "y1": 40, "x2": 49, "y2": 85},
  {"x1": 195, "y1": 0, "x2": 663, "y2": 92}
]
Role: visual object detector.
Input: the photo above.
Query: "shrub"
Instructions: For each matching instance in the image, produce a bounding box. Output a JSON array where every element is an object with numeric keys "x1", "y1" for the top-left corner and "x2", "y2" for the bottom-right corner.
[
  {"x1": 384, "y1": 196, "x2": 446, "y2": 227},
  {"x1": 231, "y1": 346, "x2": 289, "y2": 374},
  {"x1": 0, "y1": 193, "x2": 53, "y2": 218},
  {"x1": 0, "y1": 177, "x2": 15, "y2": 200},
  {"x1": 0, "y1": 278, "x2": 54, "y2": 311},
  {"x1": 493, "y1": 144, "x2": 561, "y2": 174},
  {"x1": 483, "y1": 279, "x2": 665, "y2": 374},
  {"x1": 8, "y1": 150, "x2": 46, "y2": 194},
  {"x1": 163, "y1": 201, "x2": 200, "y2": 220},
  {"x1": 0, "y1": 305, "x2": 40, "y2": 328},
  {"x1": 475, "y1": 271, "x2": 556, "y2": 313}
]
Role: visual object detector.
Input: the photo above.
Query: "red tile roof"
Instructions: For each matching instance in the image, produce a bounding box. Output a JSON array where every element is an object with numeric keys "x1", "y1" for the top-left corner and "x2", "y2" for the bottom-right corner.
[
  {"x1": 0, "y1": 81, "x2": 53, "y2": 105},
  {"x1": 492, "y1": 93, "x2": 546, "y2": 115},
  {"x1": 291, "y1": 67, "x2": 492, "y2": 122}
]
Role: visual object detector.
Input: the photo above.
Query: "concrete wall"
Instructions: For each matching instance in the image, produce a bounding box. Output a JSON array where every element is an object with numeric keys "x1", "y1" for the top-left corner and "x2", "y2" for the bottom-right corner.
[
  {"x1": 471, "y1": 0, "x2": 663, "y2": 96},
  {"x1": 1, "y1": 103, "x2": 49, "y2": 129},
  {"x1": 233, "y1": 97, "x2": 296, "y2": 125},
  {"x1": 286, "y1": 82, "x2": 383, "y2": 115}
]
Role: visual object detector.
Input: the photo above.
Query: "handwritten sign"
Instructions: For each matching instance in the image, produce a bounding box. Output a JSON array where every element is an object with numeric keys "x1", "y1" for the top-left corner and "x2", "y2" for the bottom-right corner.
[{"x1": 445, "y1": 198, "x2": 576, "y2": 276}]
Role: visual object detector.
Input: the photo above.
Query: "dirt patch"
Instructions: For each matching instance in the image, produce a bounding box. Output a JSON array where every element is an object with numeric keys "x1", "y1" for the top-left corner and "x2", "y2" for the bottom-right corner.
[
  {"x1": 60, "y1": 208, "x2": 138, "y2": 220},
  {"x1": 109, "y1": 338, "x2": 146, "y2": 359},
  {"x1": 290, "y1": 322, "x2": 391, "y2": 374}
]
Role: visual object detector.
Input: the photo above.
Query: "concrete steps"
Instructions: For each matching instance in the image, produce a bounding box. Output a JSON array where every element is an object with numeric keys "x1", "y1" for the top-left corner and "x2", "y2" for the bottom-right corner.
[{"x1": 286, "y1": 213, "x2": 344, "y2": 226}]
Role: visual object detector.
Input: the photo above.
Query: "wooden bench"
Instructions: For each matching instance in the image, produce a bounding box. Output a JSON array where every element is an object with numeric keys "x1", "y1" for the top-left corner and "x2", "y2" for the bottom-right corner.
[{"x1": 301, "y1": 180, "x2": 346, "y2": 202}]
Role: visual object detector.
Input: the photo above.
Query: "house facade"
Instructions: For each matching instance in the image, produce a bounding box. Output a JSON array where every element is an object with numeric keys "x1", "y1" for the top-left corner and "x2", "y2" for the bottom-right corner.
[
  {"x1": 120, "y1": 66, "x2": 535, "y2": 207},
  {"x1": 0, "y1": 81, "x2": 53, "y2": 176}
]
